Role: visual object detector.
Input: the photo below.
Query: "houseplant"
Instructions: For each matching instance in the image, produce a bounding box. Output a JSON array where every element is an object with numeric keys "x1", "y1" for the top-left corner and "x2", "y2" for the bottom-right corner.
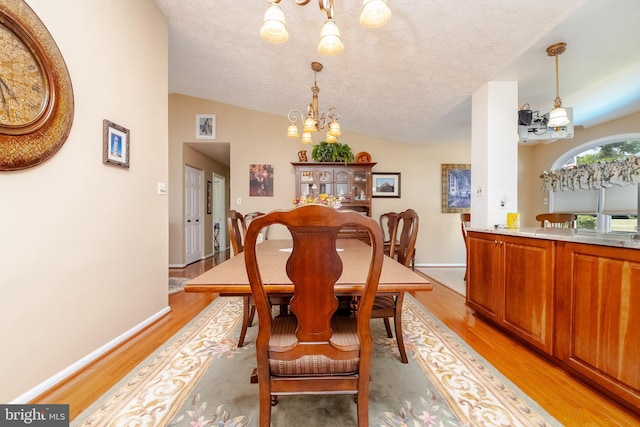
[{"x1": 311, "y1": 141, "x2": 354, "y2": 165}]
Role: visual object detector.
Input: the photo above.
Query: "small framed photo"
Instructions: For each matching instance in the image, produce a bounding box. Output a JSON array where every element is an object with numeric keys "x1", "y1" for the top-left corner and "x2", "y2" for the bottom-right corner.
[
  {"x1": 442, "y1": 163, "x2": 471, "y2": 213},
  {"x1": 196, "y1": 114, "x2": 216, "y2": 139},
  {"x1": 103, "y1": 120, "x2": 130, "y2": 168},
  {"x1": 372, "y1": 172, "x2": 401, "y2": 198}
]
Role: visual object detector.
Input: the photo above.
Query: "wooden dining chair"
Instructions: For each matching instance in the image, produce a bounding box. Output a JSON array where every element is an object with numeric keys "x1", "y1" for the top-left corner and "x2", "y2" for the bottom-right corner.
[
  {"x1": 244, "y1": 205, "x2": 384, "y2": 427},
  {"x1": 244, "y1": 211, "x2": 291, "y2": 316},
  {"x1": 536, "y1": 213, "x2": 577, "y2": 228},
  {"x1": 245, "y1": 211, "x2": 268, "y2": 241},
  {"x1": 228, "y1": 210, "x2": 247, "y2": 255},
  {"x1": 227, "y1": 210, "x2": 254, "y2": 347},
  {"x1": 371, "y1": 208, "x2": 419, "y2": 364},
  {"x1": 460, "y1": 213, "x2": 471, "y2": 281},
  {"x1": 379, "y1": 211, "x2": 399, "y2": 257}
]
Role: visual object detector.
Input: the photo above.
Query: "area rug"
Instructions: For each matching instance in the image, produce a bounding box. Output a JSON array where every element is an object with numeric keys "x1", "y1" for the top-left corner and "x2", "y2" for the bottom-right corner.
[
  {"x1": 71, "y1": 296, "x2": 560, "y2": 427},
  {"x1": 168, "y1": 277, "x2": 189, "y2": 295}
]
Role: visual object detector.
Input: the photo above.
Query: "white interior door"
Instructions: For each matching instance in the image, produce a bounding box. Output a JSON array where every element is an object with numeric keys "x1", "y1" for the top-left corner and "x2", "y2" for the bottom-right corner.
[{"x1": 185, "y1": 165, "x2": 204, "y2": 264}]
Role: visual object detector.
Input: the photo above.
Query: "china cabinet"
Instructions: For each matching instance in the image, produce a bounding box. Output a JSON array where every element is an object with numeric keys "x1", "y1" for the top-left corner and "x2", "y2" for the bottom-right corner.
[
  {"x1": 292, "y1": 162, "x2": 376, "y2": 216},
  {"x1": 292, "y1": 162, "x2": 376, "y2": 240}
]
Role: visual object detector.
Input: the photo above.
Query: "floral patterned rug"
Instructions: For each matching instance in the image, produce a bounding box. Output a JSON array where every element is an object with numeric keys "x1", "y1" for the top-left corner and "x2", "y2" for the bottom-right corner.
[{"x1": 71, "y1": 295, "x2": 560, "y2": 427}]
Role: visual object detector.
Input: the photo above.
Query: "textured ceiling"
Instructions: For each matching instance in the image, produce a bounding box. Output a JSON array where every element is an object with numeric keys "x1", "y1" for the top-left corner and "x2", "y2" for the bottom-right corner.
[{"x1": 154, "y1": 0, "x2": 640, "y2": 163}]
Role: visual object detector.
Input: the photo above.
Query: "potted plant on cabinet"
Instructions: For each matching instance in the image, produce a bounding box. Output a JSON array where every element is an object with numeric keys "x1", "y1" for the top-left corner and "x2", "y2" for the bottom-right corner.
[{"x1": 311, "y1": 141, "x2": 354, "y2": 165}]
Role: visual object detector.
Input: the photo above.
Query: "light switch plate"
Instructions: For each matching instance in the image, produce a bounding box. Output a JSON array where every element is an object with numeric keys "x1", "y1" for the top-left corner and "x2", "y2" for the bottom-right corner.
[{"x1": 157, "y1": 182, "x2": 167, "y2": 195}]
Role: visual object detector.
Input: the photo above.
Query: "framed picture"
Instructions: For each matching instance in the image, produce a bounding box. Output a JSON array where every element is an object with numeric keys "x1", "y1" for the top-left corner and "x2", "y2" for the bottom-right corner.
[
  {"x1": 103, "y1": 120, "x2": 130, "y2": 168},
  {"x1": 442, "y1": 164, "x2": 471, "y2": 213},
  {"x1": 372, "y1": 172, "x2": 401, "y2": 198},
  {"x1": 207, "y1": 180, "x2": 212, "y2": 214},
  {"x1": 249, "y1": 164, "x2": 274, "y2": 197},
  {"x1": 195, "y1": 114, "x2": 216, "y2": 139}
]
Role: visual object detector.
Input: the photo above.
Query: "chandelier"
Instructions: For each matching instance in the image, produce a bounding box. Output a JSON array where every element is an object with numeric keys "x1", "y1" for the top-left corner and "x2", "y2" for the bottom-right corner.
[
  {"x1": 546, "y1": 42, "x2": 570, "y2": 127},
  {"x1": 260, "y1": 0, "x2": 392, "y2": 56},
  {"x1": 287, "y1": 62, "x2": 341, "y2": 144}
]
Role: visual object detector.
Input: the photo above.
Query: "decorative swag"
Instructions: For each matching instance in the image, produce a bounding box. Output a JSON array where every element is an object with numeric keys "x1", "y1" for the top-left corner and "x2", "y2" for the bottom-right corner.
[{"x1": 541, "y1": 155, "x2": 640, "y2": 192}]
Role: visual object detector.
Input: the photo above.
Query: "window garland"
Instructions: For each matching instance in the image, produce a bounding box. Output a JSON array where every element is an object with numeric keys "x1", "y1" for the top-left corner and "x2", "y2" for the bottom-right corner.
[{"x1": 541, "y1": 155, "x2": 640, "y2": 192}]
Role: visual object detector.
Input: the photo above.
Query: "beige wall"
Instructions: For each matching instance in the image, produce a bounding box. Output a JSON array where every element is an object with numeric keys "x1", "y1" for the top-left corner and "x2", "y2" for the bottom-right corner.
[
  {"x1": 168, "y1": 95, "x2": 472, "y2": 268},
  {"x1": 1, "y1": 0, "x2": 168, "y2": 402},
  {"x1": 518, "y1": 111, "x2": 640, "y2": 227}
]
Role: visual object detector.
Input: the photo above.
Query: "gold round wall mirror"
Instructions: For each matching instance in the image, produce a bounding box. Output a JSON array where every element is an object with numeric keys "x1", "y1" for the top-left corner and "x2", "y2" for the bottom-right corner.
[{"x1": 0, "y1": 0, "x2": 74, "y2": 171}]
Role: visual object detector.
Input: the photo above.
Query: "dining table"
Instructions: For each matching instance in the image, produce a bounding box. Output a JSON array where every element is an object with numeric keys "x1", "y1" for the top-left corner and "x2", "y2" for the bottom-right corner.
[{"x1": 184, "y1": 239, "x2": 432, "y2": 296}]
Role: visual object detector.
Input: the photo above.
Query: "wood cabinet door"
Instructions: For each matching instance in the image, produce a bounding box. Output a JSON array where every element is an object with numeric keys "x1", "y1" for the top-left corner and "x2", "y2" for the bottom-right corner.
[
  {"x1": 466, "y1": 231, "x2": 501, "y2": 322},
  {"x1": 500, "y1": 235, "x2": 555, "y2": 353},
  {"x1": 556, "y1": 241, "x2": 640, "y2": 409}
]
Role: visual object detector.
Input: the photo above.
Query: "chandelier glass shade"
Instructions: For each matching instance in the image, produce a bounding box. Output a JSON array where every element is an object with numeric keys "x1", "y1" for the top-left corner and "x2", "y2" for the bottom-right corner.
[
  {"x1": 360, "y1": 0, "x2": 392, "y2": 28},
  {"x1": 260, "y1": 0, "x2": 391, "y2": 56},
  {"x1": 260, "y1": 4, "x2": 289, "y2": 44},
  {"x1": 546, "y1": 42, "x2": 570, "y2": 127},
  {"x1": 317, "y1": 19, "x2": 344, "y2": 56},
  {"x1": 287, "y1": 62, "x2": 341, "y2": 145}
]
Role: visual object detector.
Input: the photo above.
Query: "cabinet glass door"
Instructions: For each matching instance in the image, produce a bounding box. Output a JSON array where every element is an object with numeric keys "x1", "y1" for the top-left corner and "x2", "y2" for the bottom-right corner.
[
  {"x1": 353, "y1": 170, "x2": 368, "y2": 200},
  {"x1": 299, "y1": 170, "x2": 316, "y2": 197},
  {"x1": 318, "y1": 170, "x2": 332, "y2": 195},
  {"x1": 335, "y1": 170, "x2": 349, "y2": 198}
]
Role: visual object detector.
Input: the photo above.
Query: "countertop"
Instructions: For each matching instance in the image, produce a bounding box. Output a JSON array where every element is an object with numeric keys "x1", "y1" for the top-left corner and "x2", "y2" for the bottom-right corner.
[{"x1": 468, "y1": 227, "x2": 640, "y2": 249}]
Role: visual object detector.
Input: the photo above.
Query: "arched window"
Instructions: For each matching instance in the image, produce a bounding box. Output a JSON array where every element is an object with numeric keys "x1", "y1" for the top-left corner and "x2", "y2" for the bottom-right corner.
[{"x1": 549, "y1": 133, "x2": 639, "y2": 233}]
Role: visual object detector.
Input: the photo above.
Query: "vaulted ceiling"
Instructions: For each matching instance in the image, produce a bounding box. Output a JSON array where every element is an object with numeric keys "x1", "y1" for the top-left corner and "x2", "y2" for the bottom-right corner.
[{"x1": 154, "y1": 0, "x2": 640, "y2": 162}]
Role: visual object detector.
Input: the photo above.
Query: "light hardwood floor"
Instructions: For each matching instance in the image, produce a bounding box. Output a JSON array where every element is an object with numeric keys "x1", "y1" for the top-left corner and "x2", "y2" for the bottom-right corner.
[{"x1": 33, "y1": 256, "x2": 640, "y2": 425}]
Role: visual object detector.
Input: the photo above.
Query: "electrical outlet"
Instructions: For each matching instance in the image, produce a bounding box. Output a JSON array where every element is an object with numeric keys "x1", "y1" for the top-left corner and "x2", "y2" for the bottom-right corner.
[{"x1": 476, "y1": 186, "x2": 484, "y2": 197}]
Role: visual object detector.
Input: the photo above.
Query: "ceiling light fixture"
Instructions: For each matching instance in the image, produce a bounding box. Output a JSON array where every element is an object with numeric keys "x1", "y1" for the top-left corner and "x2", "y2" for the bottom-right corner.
[
  {"x1": 546, "y1": 42, "x2": 570, "y2": 127},
  {"x1": 287, "y1": 62, "x2": 341, "y2": 144},
  {"x1": 260, "y1": 0, "x2": 391, "y2": 56}
]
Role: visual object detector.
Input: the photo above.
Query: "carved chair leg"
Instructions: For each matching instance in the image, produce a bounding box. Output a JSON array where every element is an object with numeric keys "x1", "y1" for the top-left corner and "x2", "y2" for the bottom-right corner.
[
  {"x1": 248, "y1": 298, "x2": 256, "y2": 327},
  {"x1": 383, "y1": 317, "x2": 393, "y2": 338},
  {"x1": 237, "y1": 296, "x2": 251, "y2": 347},
  {"x1": 395, "y1": 293, "x2": 408, "y2": 363}
]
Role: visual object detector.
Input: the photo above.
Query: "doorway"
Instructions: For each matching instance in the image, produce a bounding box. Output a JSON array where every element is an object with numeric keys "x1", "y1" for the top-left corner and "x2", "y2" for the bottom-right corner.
[{"x1": 185, "y1": 165, "x2": 204, "y2": 265}]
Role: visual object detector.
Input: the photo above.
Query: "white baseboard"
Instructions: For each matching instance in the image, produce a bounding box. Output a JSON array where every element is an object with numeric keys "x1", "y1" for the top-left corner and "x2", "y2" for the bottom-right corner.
[
  {"x1": 414, "y1": 263, "x2": 465, "y2": 268},
  {"x1": 10, "y1": 305, "x2": 171, "y2": 404},
  {"x1": 169, "y1": 251, "x2": 228, "y2": 269}
]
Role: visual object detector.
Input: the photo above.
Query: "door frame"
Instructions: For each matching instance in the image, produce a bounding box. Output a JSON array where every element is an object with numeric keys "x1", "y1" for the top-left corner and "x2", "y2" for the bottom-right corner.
[{"x1": 213, "y1": 173, "x2": 227, "y2": 252}]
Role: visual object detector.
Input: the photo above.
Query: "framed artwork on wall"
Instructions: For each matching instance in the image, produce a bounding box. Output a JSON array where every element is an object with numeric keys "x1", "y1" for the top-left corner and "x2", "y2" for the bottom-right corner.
[
  {"x1": 103, "y1": 120, "x2": 130, "y2": 168},
  {"x1": 249, "y1": 164, "x2": 274, "y2": 197},
  {"x1": 372, "y1": 172, "x2": 401, "y2": 198},
  {"x1": 442, "y1": 163, "x2": 471, "y2": 213},
  {"x1": 195, "y1": 114, "x2": 216, "y2": 139}
]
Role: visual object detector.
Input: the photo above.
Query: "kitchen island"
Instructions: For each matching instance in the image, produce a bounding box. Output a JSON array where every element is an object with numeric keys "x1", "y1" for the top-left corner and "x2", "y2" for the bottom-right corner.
[{"x1": 466, "y1": 227, "x2": 639, "y2": 415}]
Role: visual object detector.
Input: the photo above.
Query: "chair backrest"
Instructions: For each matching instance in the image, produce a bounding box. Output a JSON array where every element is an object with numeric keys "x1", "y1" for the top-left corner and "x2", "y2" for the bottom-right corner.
[
  {"x1": 244, "y1": 205, "x2": 384, "y2": 367},
  {"x1": 536, "y1": 213, "x2": 577, "y2": 228},
  {"x1": 389, "y1": 209, "x2": 419, "y2": 268},
  {"x1": 244, "y1": 211, "x2": 268, "y2": 240},
  {"x1": 460, "y1": 213, "x2": 471, "y2": 242},
  {"x1": 227, "y1": 210, "x2": 247, "y2": 255},
  {"x1": 379, "y1": 211, "x2": 399, "y2": 244}
]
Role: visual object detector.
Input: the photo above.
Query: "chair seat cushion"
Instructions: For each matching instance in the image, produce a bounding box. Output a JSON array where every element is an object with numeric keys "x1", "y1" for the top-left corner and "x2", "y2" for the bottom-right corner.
[
  {"x1": 268, "y1": 315, "x2": 360, "y2": 376},
  {"x1": 373, "y1": 295, "x2": 395, "y2": 309}
]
